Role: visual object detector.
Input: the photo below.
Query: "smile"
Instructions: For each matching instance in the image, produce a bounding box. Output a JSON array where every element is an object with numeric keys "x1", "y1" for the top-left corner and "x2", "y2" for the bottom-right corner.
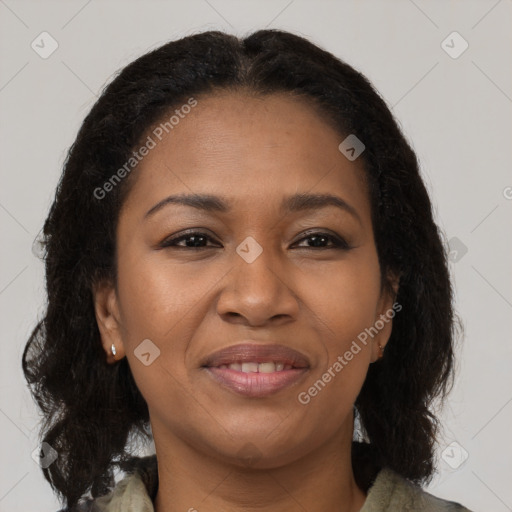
[
  {"x1": 217, "y1": 361, "x2": 295, "y2": 372},
  {"x1": 204, "y1": 366, "x2": 308, "y2": 398}
]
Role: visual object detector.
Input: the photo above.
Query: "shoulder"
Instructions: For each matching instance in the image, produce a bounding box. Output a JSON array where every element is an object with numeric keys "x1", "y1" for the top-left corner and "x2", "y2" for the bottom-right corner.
[
  {"x1": 362, "y1": 467, "x2": 474, "y2": 512},
  {"x1": 55, "y1": 500, "x2": 97, "y2": 512},
  {"x1": 56, "y1": 455, "x2": 158, "y2": 512}
]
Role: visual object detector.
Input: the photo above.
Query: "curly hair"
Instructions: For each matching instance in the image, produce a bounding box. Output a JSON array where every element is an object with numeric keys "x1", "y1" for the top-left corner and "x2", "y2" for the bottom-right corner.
[{"x1": 22, "y1": 29, "x2": 461, "y2": 510}]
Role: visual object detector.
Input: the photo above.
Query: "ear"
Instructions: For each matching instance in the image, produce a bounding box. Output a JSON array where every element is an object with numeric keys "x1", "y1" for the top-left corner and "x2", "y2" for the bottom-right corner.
[
  {"x1": 371, "y1": 270, "x2": 401, "y2": 363},
  {"x1": 93, "y1": 279, "x2": 126, "y2": 364}
]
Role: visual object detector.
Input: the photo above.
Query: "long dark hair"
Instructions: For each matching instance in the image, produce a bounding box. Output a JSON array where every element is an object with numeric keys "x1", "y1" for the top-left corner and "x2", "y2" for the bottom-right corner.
[{"x1": 22, "y1": 29, "x2": 460, "y2": 510}]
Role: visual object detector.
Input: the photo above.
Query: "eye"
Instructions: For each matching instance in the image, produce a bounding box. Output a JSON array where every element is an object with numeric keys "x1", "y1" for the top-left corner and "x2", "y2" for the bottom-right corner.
[
  {"x1": 160, "y1": 231, "x2": 220, "y2": 249},
  {"x1": 159, "y1": 229, "x2": 351, "y2": 251},
  {"x1": 293, "y1": 231, "x2": 351, "y2": 250}
]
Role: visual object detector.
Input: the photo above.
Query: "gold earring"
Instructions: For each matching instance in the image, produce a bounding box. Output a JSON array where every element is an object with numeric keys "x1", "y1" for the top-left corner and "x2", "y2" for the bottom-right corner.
[{"x1": 377, "y1": 342, "x2": 384, "y2": 359}]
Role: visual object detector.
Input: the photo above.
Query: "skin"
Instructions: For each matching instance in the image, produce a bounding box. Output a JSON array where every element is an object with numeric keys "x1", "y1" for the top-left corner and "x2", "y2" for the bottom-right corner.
[{"x1": 94, "y1": 90, "x2": 399, "y2": 512}]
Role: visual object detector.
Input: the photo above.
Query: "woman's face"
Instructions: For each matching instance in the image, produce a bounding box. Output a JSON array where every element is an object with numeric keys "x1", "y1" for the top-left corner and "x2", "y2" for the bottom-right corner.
[{"x1": 96, "y1": 90, "x2": 397, "y2": 468}]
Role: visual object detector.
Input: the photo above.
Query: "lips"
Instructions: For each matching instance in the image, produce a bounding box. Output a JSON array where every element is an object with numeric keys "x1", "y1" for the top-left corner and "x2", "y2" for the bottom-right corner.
[
  {"x1": 202, "y1": 342, "x2": 310, "y2": 369},
  {"x1": 201, "y1": 342, "x2": 311, "y2": 398}
]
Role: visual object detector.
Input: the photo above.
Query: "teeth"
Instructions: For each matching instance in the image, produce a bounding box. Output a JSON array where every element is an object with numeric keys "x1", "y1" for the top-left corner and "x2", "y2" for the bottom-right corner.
[
  {"x1": 258, "y1": 362, "x2": 276, "y2": 373},
  {"x1": 241, "y1": 362, "x2": 259, "y2": 373},
  {"x1": 221, "y1": 362, "x2": 293, "y2": 372}
]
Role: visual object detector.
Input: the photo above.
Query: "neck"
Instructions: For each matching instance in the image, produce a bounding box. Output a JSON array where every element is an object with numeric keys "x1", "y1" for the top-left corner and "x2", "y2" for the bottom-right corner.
[{"x1": 152, "y1": 417, "x2": 367, "y2": 512}]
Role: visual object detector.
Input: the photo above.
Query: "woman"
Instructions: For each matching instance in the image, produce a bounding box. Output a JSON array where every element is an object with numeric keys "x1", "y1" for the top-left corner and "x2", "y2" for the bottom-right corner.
[{"x1": 22, "y1": 29, "x2": 473, "y2": 512}]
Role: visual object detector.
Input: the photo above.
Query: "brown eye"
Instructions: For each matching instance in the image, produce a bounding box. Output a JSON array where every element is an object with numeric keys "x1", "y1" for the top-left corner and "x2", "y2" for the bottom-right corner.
[
  {"x1": 293, "y1": 231, "x2": 351, "y2": 250},
  {"x1": 160, "y1": 231, "x2": 220, "y2": 249}
]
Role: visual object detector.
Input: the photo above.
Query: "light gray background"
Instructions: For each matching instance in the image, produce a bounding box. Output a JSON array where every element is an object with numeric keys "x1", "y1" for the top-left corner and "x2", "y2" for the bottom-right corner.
[{"x1": 1, "y1": 1, "x2": 511, "y2": 511}]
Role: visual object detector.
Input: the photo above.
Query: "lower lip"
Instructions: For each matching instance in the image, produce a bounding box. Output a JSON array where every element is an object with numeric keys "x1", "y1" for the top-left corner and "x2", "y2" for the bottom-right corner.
[{"x1": 204, "y1": 367, "x2": 308, "y2": 398}]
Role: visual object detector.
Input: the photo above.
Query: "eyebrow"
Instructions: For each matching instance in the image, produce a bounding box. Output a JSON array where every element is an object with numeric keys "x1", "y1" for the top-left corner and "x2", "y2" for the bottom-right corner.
[{"x1": 144, "y1": 192, "x2": 362, "y2": 225}]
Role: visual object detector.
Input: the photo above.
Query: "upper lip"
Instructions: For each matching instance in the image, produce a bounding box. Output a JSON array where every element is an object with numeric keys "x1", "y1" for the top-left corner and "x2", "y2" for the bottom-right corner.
[{"x1": 202, "y1": 342, "x2": 310, "y2": 369}]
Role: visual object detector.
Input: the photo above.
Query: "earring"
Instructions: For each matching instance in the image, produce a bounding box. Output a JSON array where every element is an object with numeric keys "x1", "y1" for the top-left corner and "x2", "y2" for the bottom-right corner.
[
  {"x1": 111, "y1": 343, "x2": 117, "y2": 359},
  {"x1": 377, "y1": 342, "x2": 384, "y2": 359}
]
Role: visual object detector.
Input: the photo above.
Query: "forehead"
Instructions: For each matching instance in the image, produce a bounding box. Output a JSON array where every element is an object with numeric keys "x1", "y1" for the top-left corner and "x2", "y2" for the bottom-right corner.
[{"x1": 121, "y1": 91, "x2": 370, "y2": 222}]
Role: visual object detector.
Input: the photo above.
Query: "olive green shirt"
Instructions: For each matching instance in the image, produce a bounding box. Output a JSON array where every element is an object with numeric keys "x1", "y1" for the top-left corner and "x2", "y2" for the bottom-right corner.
[{"x1": 67, "y1": 454, "x2": 473, "y2": 512}]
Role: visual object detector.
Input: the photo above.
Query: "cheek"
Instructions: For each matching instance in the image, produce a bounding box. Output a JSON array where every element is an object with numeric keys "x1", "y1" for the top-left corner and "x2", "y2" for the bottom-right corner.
[
  {"x1": 295, "y1": 257, "x2": 379, "y2": 421},
  {"x1": 295, "y1": 250, "x2": 381, "y2": 410},
  {"x1": 114, "y1": 256, "x2": 204, "y2": 411},
  {"x1": 300, "y1": 251, "x2": 382, "y2": 344},
  {"x1": 115, "y1": 252, "x2": 212, "y2": 342},
  {"x1": 114, "y1": 252, "x2": 223, "y2": 400}
]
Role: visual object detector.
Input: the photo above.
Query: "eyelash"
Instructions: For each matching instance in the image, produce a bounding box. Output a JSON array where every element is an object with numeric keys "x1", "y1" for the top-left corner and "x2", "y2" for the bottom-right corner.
[{"x1": 159, "y1": 230, "x2": 351, "y2": 251}]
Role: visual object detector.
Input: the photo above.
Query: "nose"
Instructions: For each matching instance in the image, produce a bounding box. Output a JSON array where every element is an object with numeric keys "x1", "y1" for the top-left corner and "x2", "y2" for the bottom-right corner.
[{"x1": 216, "y1": 244, "x2": 300, "y2": 327}]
